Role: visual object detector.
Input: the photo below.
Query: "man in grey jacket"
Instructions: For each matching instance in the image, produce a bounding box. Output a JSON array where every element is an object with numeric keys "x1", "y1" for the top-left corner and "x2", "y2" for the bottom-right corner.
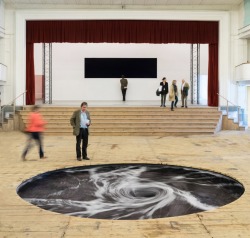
[{"x1": 70, "y1": 102, "x2": 91, "y2": 161}]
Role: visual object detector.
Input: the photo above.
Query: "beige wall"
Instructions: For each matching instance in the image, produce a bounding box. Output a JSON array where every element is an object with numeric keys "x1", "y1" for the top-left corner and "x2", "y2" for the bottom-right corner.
[{"x1": 247, "y1": 86, "x2": 250, "y2": 123}]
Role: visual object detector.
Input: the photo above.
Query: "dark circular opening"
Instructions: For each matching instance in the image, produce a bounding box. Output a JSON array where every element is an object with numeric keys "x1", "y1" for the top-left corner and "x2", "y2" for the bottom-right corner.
[
  {"x1": 17, "y1": 164, "x2": 245, "y2": 220},
  {"x1": 132, "y1": 188, "x2": 158, "y2": 198}
]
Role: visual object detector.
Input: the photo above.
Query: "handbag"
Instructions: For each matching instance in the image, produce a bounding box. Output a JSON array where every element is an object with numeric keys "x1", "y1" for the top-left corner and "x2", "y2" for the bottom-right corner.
[{"x1": 156, "y1": 89, "x2": 161, "y2": 96}]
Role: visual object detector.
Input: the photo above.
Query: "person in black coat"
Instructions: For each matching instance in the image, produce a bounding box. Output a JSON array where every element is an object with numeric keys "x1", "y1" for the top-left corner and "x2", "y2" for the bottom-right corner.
[
  {"x1": 160, "y1": 77, "x2": 169, "y2": 107},
  {"x1": 120, "y1": 75, "x2": 128, "y2": 101}
]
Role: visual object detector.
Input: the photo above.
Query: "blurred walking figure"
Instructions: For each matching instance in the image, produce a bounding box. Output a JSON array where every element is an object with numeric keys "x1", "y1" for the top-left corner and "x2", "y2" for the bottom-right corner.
[{"x1": 22, "y1": 105, "x2": 47, "y2": 161}]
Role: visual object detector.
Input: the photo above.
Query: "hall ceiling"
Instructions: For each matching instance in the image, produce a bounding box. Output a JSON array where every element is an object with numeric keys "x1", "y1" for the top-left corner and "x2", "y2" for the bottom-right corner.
[{"x1": 3, "y1": 0, "x2": 244, "y2": 8}]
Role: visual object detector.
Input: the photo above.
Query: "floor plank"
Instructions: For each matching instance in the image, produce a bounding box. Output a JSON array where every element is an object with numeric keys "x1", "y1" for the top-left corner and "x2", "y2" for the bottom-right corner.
[{"x1": 0, "y1": 130, "x2": 250, "y2": 238}]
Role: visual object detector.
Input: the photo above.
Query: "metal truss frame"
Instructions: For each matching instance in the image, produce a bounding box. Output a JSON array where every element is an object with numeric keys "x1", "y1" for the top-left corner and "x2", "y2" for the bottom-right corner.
[
  {"x1": 190, "y1": 44, "x2": 200, "y2": 104},
  {"x1": 43, "y1": 43, "x2": 52, "y2": 104}
]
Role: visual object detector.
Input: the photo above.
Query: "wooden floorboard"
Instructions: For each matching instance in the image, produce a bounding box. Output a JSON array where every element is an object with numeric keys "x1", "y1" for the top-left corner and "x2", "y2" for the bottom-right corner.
[{"x1": 0, "y1": 130, "x2": 250, "y2": 238}]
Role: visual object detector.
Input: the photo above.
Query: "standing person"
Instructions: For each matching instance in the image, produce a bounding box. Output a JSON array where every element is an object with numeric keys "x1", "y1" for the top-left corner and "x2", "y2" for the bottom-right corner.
[
  {"x1": 120, "y1": 75, "x2": 128, "y2": 101},
  {"x1": 169, "y1": 80, "x2": 178, "y2": 111},
  {"x1": 181, "y1": 79, "x2": 190, "y2": 108},
  {"x1": 22, "y1": 105, "x2": 47, "y2": 161},
  {"x1": 70, "y1": 102, "x2": 91, "y2": 161},
  {"x1": 174, "y1": 80, "x2": 179, "y2": 108},
  {"x1": 159, "y1": 77, "x2": 169, "y2": 107}
]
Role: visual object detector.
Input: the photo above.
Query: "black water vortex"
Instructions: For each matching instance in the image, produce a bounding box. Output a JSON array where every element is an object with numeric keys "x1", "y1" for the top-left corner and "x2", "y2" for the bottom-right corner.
[{"x1": 17, "y1": 164, "x2": 244, "y2": 220}]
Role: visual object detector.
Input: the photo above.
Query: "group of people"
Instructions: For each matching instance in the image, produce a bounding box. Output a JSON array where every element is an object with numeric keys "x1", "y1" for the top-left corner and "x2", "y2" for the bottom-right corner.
[
  {"x1": 22, "y1": 102, "x2": 91, "y2": 162},
  {"x1": 21, "y1": 77, "x2": 189, "y2": 161},
  {"x1": 159, "y1": 77, "x2": 190, "y2": 111}
]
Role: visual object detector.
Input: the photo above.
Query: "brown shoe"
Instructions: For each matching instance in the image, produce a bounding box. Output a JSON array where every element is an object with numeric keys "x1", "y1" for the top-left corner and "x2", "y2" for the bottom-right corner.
[
  {"x1": 83, "y1": 157, "x2": 90, "y2": 160},
  {"x1": 77, "y1": 157, "x2": 82, "y2": 161},
  {"x1": 40, "y1": 156, "x2": 47, "y2": 159},
  {"x1": 21, "y1": 156, "x2": 27, "y2": 161}
]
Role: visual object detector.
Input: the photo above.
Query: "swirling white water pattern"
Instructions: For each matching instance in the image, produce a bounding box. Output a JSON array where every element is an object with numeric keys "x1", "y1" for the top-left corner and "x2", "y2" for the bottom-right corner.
[{"x1": 17, "y1": 164, "x2": 244, "y2": 220}]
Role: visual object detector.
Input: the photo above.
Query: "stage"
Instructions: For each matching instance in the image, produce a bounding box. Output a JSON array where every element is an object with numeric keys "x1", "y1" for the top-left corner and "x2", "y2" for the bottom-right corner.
[{"x1": 35, "y1": 100, "x2": 208, "y2": 107}]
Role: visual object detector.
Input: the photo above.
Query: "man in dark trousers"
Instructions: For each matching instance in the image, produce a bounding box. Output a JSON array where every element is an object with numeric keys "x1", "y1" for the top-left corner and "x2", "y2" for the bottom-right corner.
[
  {"x1": 181, "y1": 79, "x2": 190, "y2": 108},
  {"x1": 160, "y1": 77, "x2": 169, "y2": 107},
  {"x1": 120, "y1": 75, "x2": 128, "y2": 101},
  {"x1": 70, "y1": 102, "x2": 91, "y2": 161}
]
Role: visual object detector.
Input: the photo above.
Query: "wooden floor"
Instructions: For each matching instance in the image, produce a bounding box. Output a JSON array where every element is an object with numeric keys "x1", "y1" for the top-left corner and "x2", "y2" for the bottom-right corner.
[{"x1": 0, "y1": 130, "x2": 250, "y2": 238}]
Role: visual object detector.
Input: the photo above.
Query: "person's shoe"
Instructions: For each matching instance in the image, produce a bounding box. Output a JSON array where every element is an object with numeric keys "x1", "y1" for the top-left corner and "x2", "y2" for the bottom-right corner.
[
  {"x1": 185, "y1": 106, "x2": 188, "y2": 108},
  {"x1": 40, "y1": 156, "x2": 47, "y2": 159},
  {"x1": 175, "y1": 105, "x2": 177, "y2": 108},
  {"x1": 83, "y1": 157, "x2": 90, "y2": 160},
  {"x1": 171, "y1": 108, "x2": 174, "y2": 111},
  {"x1": 77, "y1": 157, "x2": 82, "y2": 161},
  {"x1": 181, "y1": 106, "x2": 184, "y2": 108},
  {"x1": 21, "y1": 155, "x2": 26, "y2": 161},
  {"x1": 164, "y1": 105, "x2": 166, "y2": 107},
  {"x1": 160, "y1": 105, "x2": 163, "y2": 107}
]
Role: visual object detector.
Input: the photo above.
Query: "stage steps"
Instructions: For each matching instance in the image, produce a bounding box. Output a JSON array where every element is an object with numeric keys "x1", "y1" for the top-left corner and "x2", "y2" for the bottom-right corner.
[{"x1": 17, "y1": 106, "x2": 222, "y2": 136}]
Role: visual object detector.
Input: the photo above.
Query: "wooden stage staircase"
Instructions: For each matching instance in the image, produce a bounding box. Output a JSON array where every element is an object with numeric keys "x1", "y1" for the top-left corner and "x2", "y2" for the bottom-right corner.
[{"x1": 17, "y1": 106, "x2": 222, "y2": 136}]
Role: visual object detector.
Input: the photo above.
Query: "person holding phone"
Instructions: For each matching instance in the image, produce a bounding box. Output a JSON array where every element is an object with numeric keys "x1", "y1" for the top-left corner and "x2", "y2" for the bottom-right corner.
[
  {"x1": 159, "y1": 77, "x2": 169, "y2": 107},
  {"x1": 70, "y1": 102, "x2": 91, "y2": 161}
]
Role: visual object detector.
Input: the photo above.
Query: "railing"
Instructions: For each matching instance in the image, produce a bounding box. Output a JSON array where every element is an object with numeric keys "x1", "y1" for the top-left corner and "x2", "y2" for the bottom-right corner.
[
  {"x1": 217, "y1": 93, "x2": 243, "y2": 125},
  {"x1": 0, "y1": 91, "x2": 27, "y2": 125}
]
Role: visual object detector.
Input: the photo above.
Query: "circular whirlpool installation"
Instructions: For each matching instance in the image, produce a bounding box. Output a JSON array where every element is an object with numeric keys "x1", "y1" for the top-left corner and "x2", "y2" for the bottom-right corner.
[{"x1": 17, "y1": 164, "x2": 244, "y2": 220}]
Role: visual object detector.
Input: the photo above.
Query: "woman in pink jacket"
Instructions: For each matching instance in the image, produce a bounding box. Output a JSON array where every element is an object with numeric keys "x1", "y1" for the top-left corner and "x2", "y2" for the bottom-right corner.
[{"x1": 22, "y1": 105, "x2": 47, "y2": 161}]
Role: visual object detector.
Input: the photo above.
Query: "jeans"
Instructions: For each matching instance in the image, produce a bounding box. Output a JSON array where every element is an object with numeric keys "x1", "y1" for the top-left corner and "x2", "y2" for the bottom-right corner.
[
  {"x1": 22, "y1": 132, "x2": 44, "y2": 158},
  {"x1": 174, "y1": 95, "x2": 178, "y2": 107},
  {"x1": 161, "y1": 94, "x2": 167, "y2": 106}
]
